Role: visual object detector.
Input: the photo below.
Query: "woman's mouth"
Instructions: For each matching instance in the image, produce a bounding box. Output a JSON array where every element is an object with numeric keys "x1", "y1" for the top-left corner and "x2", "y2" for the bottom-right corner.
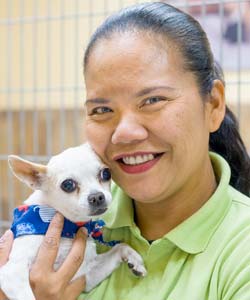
[{"x1": 115, "y1": 152, "x2": 163, "y2": 174}]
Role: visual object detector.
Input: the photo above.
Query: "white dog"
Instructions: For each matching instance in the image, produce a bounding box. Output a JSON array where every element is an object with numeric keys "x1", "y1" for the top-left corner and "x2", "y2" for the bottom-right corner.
[{"x1": 0, "y1": 143, "x2": 147, "y2": 300}]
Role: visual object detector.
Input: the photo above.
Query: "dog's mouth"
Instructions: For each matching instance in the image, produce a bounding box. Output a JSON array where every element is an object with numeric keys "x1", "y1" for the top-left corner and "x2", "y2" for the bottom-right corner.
[{"x1": 90, "y1": 207, "x2": 108, "y2": 216}]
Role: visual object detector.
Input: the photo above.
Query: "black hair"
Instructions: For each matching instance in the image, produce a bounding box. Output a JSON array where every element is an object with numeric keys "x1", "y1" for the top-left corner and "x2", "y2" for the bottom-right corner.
[{"x1": 84, "y1": 2, "x2": 250, "y2": 196}]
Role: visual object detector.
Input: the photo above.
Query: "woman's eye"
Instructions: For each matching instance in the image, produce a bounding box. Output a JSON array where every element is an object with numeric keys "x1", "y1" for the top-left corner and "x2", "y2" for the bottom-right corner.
[
  {"x1": 61, "y1": 179, "x2": 78, "y2": 193},
  {"x1": 91, "y1": 107, "x2": 112, "y2": 115},
  {"x1": 144, "y1": 97, "x2": 165, "y2": 105}
]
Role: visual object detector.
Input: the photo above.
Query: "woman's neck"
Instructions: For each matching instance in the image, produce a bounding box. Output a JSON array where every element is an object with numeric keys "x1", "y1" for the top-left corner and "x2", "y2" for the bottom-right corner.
[{"x1": 133, "y1": 163, "x2": 217, "y2": 241}]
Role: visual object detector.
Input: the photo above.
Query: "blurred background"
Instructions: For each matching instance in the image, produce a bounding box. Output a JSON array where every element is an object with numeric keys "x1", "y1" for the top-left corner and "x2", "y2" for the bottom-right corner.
[{"x1": 0, "y1": 0, "x2": 250, "y2": 234}]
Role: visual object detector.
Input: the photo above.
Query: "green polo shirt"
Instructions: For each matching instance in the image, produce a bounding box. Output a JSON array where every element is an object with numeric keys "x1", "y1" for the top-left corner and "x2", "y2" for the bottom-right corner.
[{"x1": 79, "y1": 153, "x2": 250, "y2": 300}]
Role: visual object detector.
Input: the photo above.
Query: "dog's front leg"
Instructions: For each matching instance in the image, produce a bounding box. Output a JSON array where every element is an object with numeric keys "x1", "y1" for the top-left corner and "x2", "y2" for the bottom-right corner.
[
  {"x1": 84, "y1": 243, "x2": 147, "y2": 292},
  {"x1": 0, "y1": 261, "x2": 35, "y2": 300},
  {"x1": 0, "y1": 236, "x2": 42, "y2": 300}
]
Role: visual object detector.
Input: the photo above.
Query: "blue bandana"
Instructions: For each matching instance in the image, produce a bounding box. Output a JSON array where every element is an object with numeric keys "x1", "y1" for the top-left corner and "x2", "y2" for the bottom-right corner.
[{"x1": 10, "y1": 205, "x2": 119, "y2": 247}]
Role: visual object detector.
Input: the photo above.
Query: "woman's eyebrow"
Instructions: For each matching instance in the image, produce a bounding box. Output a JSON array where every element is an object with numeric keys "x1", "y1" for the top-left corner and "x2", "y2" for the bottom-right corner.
[
  {"x1": 135, "y1": 86, "x2": 176, "y2": 97},
  {"x1": 85, "y1": 98, "x2": 110, "y2": 105},
  {"x1": 85, "y1": 86, "x2": 175, "y2": 104}
]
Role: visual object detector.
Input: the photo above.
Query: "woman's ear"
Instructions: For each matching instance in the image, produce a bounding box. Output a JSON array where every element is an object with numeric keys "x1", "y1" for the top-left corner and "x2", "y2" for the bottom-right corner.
[{"x1": 206, "y1": 79, "x2": 226, "y2": 133}]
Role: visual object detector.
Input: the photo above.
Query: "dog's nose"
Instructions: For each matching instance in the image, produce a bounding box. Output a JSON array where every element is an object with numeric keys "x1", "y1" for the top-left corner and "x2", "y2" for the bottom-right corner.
[{"x1": 88, "y1": 192, "x2": 105, "y2": 207}]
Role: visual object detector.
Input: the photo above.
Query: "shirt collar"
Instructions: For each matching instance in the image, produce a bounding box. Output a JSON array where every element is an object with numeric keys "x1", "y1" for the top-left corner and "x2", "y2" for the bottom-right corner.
[{"x1": 103, "y1": 153, "x2": 232, "y2": 254}]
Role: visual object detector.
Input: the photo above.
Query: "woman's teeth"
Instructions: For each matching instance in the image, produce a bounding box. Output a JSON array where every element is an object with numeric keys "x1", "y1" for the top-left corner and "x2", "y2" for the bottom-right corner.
[{"x1": 122, "y1": 154, "x2": 155, "y2": 165}]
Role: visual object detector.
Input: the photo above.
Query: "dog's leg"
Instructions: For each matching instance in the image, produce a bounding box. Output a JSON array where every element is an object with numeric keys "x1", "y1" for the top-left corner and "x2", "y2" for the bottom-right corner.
[
  {"x1": 0, "y1": 262, "x2": 35, "y2": 300},
  {"x1": 0, "y1": 236, "x2": 42, "y2": 300},
  {"x1": 83, "y1": 243, "x2": 147, "y2": 292}
]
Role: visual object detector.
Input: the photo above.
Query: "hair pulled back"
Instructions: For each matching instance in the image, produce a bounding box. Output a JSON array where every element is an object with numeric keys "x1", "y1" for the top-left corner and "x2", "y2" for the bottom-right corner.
[{"x1": 84, "y1": 2, "x2": 250, "y2": 196}]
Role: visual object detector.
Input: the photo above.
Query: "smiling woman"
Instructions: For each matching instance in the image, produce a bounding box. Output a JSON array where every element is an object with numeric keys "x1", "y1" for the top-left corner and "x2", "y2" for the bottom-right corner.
[
  {"x1": 81, "y1": 2, "x2": 250, "y2": 300},
  {"x1": 1, "y1": 2, "x2": 250, "y2": 300}
]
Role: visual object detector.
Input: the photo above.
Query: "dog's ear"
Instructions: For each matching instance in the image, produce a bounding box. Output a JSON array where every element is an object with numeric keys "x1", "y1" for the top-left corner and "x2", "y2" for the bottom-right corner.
[{"x1": 8, "y1": 155, "x2": 47, "y2": 190}]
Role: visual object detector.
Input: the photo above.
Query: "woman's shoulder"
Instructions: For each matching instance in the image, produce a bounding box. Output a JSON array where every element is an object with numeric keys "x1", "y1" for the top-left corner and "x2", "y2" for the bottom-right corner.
[
  {"x1": 227, "y1": 185, "x2": 250, "y2": 227},
  {"x1": 229, "y1": 185, "x2": 250, "y2": 208},
  {"x1": 210, "y1": 187, "x2": 250, "y2": 299},
  {"x1": 214, "y1": 185, "x2": 250, "y2": 252}
]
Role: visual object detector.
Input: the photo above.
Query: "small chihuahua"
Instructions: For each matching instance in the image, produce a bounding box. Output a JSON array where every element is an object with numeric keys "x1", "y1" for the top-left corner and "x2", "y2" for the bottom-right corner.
[{"x1": 0, "y1": 143, "x2": 146, "y2": 300}]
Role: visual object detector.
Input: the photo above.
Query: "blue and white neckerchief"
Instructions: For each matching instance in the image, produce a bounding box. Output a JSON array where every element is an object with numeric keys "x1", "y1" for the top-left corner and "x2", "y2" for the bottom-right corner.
[{"x1": 10, "y1": 205, "x2": 119, "y2": 247}]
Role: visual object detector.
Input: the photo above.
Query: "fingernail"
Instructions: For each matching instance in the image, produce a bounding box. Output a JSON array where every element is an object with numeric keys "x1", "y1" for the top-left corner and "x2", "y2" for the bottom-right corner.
[
  {"x1": 54, "y1": 212, "x2": 63, "y2": 222},
  {"x1": 4, "y1": 230, "x2": 12, "y2": 237},
  {"x1": 81, "y1": 227, "x2": 88, "y2": 236}
]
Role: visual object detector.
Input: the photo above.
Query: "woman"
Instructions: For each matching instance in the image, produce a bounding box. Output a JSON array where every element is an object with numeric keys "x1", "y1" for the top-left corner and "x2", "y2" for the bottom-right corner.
[{"x1": 1, "y1": 2, "x2": 250, "y2": 300}]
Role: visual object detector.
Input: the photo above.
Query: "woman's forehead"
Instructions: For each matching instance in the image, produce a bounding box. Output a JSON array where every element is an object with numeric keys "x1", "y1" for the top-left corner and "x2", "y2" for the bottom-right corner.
[
  {"x1": 85, "y1": 30, "x2": 183, "y2": 72},
  {"x1": 86, "y1": 36, "x2": 185, "y2": 84}
]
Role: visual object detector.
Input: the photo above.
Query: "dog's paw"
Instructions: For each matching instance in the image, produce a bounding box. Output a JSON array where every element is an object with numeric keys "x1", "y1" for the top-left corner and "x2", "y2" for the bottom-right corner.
[{"x1": 117, "y1": 244, "x2": 147, "y2": 277}]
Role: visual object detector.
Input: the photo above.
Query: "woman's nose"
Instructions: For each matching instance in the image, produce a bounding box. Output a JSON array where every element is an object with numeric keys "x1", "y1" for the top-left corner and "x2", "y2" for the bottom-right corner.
[{"x1": 111, "y1": 114, "x2": 148, "y2": 144}]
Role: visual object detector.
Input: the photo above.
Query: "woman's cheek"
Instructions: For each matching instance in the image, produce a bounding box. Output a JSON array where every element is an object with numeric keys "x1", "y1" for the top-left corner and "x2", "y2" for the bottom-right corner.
[
  {"x1": 85, "y1": 122, "x2": 109, "y2": 159},
  {"x1": 85, "y1": 122, "x2": 101, "y2": 149}
]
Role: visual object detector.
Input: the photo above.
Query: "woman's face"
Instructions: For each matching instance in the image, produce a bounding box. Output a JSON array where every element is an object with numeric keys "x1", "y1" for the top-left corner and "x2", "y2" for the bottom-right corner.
[{"x1": 84, "y1": 33, "x2": 220, "y2": 204}]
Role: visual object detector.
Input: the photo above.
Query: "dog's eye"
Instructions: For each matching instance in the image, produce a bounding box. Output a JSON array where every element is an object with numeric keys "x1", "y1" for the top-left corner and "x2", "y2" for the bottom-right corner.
[
  {"x1": 99, "y1": 168, "x2": 111, "y2": 182},
  {"x1": 61, "y1": 179, "x2": 78, "y2": 193}
]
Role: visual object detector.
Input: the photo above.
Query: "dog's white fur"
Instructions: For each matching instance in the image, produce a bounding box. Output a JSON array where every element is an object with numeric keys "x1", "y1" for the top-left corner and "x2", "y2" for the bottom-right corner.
[{"x1": 0, "y1": 143, "x2": 146, "y2": 300}]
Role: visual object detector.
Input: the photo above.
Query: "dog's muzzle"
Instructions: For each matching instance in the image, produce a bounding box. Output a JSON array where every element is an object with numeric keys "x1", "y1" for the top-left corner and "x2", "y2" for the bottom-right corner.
[{"x1": 88, "y1": 192, "x2": 107, "y2": 216}]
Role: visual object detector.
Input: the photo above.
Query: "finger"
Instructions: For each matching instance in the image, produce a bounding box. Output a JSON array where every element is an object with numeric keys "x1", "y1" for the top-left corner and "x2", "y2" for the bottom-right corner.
[
  {"x1": 57, "y1": 228, "x2": 87, "y2": 283},
  {"x1": 64, "y1": 275, "x2": 86, "y2": 300},
  {"x1": 33, "y1": 213, "x2": 64, "y2": 272},
  {"x1": 0, "y1": 230, "x2": 14, "y2": 267}
]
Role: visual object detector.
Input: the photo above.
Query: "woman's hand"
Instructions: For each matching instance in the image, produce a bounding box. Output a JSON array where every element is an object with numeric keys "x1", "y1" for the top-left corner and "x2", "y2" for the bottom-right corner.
[
  {"x1": 29, "y1": 213, "x2": 87, "y2": 300},
  {"x1": 0, "y1": 229, "x2": 14, "y2": 300}
]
